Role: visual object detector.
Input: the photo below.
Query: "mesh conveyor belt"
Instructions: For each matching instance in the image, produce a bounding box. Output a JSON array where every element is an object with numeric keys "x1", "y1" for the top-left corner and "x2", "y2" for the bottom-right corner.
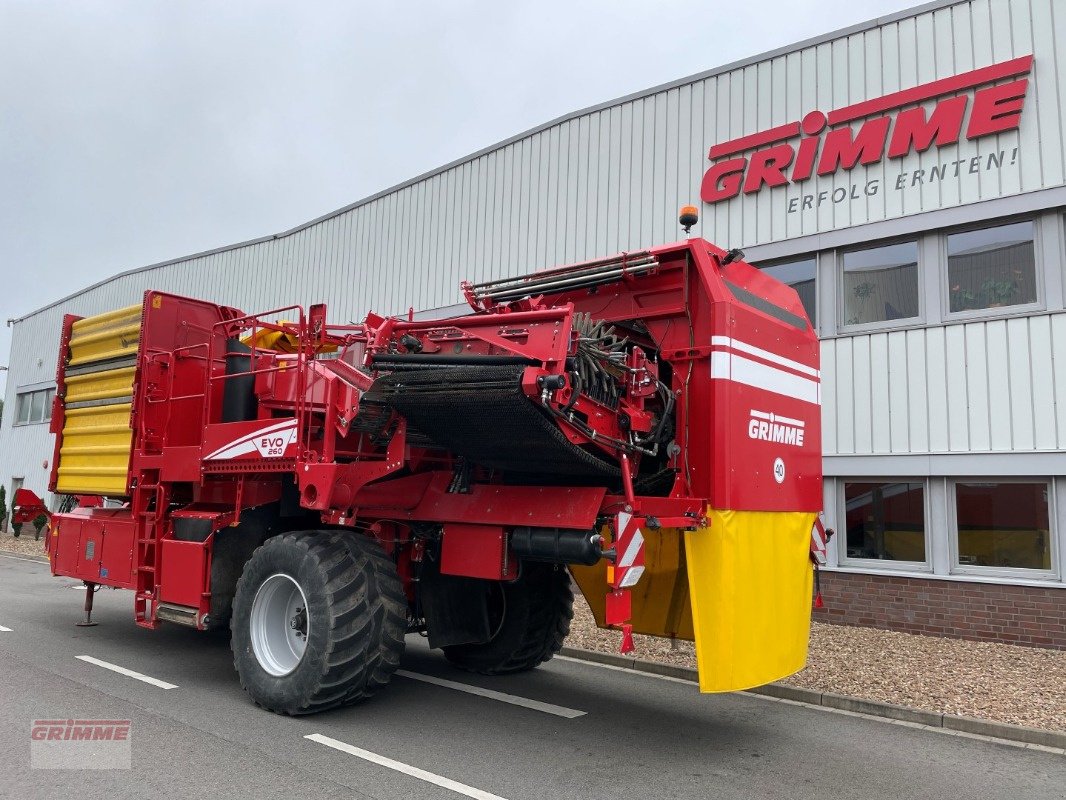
[{"x1": 364, "y1": 364, "x2": 621, "y2": 479}]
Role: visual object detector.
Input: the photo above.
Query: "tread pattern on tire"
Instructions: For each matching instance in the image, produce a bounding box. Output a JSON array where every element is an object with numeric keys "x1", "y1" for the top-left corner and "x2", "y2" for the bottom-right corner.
[
  {"x1": 339, "y1": 534, "x2": 407, "y2": 702},
  {"x1": 444, "y1": 563, "x2": 573, "y2": 675},
  {"x1": 230, "y1": 531, "x2": 406, "y2": 715}
]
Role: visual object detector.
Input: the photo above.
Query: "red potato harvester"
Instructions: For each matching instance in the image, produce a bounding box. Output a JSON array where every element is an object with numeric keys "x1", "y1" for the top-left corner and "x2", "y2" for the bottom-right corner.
[{"x1": 44, "y1": 225, "x2": 824, "y2": 714}]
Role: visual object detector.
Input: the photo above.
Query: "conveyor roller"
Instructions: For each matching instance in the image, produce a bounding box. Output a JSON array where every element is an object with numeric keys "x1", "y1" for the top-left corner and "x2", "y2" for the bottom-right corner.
[{"x1": 366, "y1": 364, "x2": 620, "y2": 479}]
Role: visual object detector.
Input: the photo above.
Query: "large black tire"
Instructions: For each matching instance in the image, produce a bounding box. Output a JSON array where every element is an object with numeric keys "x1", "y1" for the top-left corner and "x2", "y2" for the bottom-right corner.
[
  {"x1": 230, "y1": 531, "x2": 405, "y2": 715},
  {"x1": 443, "y1": 563, "x2": 573, "y2": 675},
  {"x1": 338, "y1": 534, "x2": 408, "y2": 700}
]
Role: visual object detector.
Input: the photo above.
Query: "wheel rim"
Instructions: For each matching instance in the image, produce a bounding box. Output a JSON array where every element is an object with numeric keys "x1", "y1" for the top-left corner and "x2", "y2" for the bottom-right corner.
[{"x1": 250, "y1": 573, "x2": 309, "y2": 676}]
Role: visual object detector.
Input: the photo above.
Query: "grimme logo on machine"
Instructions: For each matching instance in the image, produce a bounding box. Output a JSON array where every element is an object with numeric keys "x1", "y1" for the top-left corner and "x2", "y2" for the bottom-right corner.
[
  {"x1": 701, "y1": 55, "x2": 1032, "y2": 209},
  {"x1": 748, "y1": 409, "x2": 805, "y2": 447}
]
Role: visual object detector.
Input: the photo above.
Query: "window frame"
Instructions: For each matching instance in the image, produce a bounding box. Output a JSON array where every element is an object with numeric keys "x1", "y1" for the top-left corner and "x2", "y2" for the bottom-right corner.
[
  {"x1": 948, "y1": 477, "x2": 1059, "y2": 581},
  {"x1": 837, "y1": 477, "x2": 932, "y2": 572},
  {"x1": 12, "y1": 386, "x2": 55, "y2": 427},
  {"x1": 940, "y1": 217, "x2": 1045, "y2": 322},
  {"x1": 837, "y1": 238, "x2": 924, "y2": 334}
]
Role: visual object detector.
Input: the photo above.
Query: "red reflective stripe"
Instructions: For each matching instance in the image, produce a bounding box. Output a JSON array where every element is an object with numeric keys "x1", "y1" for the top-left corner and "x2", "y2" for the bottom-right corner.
[{"x1": 827, "y1": 55, "x2": 1033, "y2": 125}]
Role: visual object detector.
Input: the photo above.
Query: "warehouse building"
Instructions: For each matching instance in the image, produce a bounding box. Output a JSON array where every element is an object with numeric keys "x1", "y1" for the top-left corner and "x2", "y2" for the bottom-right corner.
[{"x1": 3, "y1": 0, "x2": 1064, "y2": 647}]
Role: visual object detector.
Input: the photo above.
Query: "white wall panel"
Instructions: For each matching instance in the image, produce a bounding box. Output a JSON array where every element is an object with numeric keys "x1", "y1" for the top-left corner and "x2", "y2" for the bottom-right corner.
[
  {"x1": 822, "y1": 312, "x2": 1066, "y2": 456},
  {"x1": 1029, "y1": 314, "x2": 1057, "y2": 449}
]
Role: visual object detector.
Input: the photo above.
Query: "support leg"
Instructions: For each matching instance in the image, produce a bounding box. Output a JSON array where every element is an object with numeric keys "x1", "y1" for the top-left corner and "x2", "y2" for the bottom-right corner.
[{"x1": 76, "y1": 583, "x2": 98, "y2": 627}]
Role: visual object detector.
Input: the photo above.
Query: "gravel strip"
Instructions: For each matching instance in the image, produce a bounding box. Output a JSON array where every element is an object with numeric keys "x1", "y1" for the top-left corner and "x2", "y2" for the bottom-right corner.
[
  {"x1": 0, "y1": 530, "x2": 49, "y2": 560},
  {"x1": 567, "y1": 597, "x2": 1066, "y2": 732}
]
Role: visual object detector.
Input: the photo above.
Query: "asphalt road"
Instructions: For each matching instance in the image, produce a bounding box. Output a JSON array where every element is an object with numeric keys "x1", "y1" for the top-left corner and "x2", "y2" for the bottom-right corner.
[{"x1": 0, "y1": 551, "x2": 1062, "y2": 800}]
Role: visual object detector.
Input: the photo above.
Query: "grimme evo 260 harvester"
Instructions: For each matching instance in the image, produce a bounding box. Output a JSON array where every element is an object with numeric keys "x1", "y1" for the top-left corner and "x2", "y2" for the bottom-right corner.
[{"x1": 44, "y1": 235, "x2": 823, "y2": 714}]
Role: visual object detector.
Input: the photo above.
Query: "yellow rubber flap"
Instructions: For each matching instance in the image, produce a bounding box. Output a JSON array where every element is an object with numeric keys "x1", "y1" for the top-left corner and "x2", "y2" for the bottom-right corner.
[
  {"x1": 685, "y1": 509, "x2": 815, "y2": 692},
  {"x1": 571, "y1": 526, "x2": 694, "y2": 640},
  {"x1": 64, "y1": 365, "x2": 135, "y2": 404},
  {"x1": 68, "y1": 304, "x2": 141, "y2": 366},
  {"x1": 55, "y1": 403, "x2": 133, "y2": 496}
]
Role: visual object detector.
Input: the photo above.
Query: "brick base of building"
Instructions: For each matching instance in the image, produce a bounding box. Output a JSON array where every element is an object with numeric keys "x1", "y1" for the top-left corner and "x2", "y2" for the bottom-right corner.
[{"x1": 811, "y1": 570, "x2": 1066, "y2": 649}]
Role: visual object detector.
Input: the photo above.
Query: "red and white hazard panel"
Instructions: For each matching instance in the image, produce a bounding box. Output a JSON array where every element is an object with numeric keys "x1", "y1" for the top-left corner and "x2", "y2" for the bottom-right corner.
[
  {"x1": 614, "y1": 511, "x2": 645, "y2": 589},
  {"x1": 810, "y1": 519, "x2": 828, "y2": 565}
]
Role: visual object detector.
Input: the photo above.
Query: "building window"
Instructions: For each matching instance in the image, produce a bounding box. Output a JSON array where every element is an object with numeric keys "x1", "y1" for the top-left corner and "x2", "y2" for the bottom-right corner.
[
  {"x1": 947, "y1": 220, "x2": 1037, "y2": 313},
  {"x1": 841, "y1": 241, "x2": 919, "y2": 326},
  {"x1": 955, "y1": 481, "x2": 1052, "y2": 571},
  {"x1": 843, "y1": 481, "x2": 926, "y2": 563},
  {"x1": 758, "y1": 256, "x2": 816, "y2": 326},
  {"x1": 14, "y1": 387, "x2": 54, "y2": 426}
]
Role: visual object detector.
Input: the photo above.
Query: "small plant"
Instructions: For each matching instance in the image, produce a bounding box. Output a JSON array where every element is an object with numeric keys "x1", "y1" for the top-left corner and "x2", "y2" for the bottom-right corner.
[
  {"x1": 950, "y1": 277, "x2": 1020, "y2": 312},
  {"x1": 980, "y1": 278, "x2": 1019, "y2": 307},
  {"x1": 33, "y1": 513, "x2": 48, "y2": 542},
  {"x1": 0, "y1": 485, "x2": 6, "y2": 532},
  {"x1": 846, "y1": 281, "x2": 876, "y2": 325}
]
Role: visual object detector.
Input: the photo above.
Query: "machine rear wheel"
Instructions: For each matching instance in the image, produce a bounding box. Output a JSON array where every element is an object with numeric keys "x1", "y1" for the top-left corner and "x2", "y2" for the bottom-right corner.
[
  {"x1": 443, "y1": 563, "x2": 573, "y2": 675},
  {"x1": 230, "y1": 531, "x2": 404, "y2": 715}
]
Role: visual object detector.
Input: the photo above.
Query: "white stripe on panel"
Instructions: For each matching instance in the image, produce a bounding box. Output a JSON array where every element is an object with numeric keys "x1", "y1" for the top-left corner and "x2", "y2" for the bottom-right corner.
[
  {"x1": 710, "y1": 351, "x2": 820, "y2": 405},
  {"x1": 709, "y1": 336, "x2": 819, "y2": 377}
]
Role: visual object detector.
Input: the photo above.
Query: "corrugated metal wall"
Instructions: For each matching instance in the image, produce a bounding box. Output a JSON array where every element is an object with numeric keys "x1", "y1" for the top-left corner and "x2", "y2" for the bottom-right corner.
[
  {"x1": 822, "y1": 313, "x2": 1066, "y2": 455},
  {"x1": 4, "y1": 0, "x2": 1066, "y2": 500}
]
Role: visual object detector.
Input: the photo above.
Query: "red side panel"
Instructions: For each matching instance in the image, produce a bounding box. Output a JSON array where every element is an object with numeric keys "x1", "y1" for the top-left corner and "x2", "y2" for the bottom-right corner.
[
  {"x1": 652, "y1": 241, "x2": 822, "y2": 513},
  {"x1": 158, "y1": 540, "x2": 209, "y2": 608},
  {"x1": 439, "y1": 524, "x2": 517, "y2": 580},
  {"x1": 49, "y1": 508, "x2": 137, "y2": 589},
  {"x1": 48, "y1": 314, "x2": 81, "y2": 494},
  {"x1": 708, "y1": 302, "x2": 822, "y2": 512}
]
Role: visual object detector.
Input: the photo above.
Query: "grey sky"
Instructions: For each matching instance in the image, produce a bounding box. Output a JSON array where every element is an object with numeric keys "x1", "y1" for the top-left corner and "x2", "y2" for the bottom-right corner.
[{"x1": 0, "y1": 0, "x2": 915, "y2": 394}]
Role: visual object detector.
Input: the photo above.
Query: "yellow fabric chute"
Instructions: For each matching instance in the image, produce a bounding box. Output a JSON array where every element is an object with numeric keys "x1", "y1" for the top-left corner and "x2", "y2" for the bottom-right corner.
[{"x1": 685, "y1": 509, "x2": 815, "y2": 692}]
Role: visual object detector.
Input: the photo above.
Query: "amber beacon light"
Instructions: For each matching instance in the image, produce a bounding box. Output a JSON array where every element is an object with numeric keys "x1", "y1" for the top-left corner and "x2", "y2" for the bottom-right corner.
[{"x1": 679, "y1": 205, "x2": 699, "y2": 234}]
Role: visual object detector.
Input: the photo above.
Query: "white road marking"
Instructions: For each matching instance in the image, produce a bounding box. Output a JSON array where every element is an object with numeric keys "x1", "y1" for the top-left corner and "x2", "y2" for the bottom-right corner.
[
  {"x1": 395, "y1": 669, "x2": 585, "y2": 718},
  {"x1": 0, "y1": 625, "x2": 11, "y2": 632},
  {"x1": 0, "y1": 553, "x2": 49, "y2": 565},
  {"x1": 75, "y1": 655, "x2": 177, "y2": 689},
  {"x1": 306, "y1": 734, "x2": 509, "y2": 800}
]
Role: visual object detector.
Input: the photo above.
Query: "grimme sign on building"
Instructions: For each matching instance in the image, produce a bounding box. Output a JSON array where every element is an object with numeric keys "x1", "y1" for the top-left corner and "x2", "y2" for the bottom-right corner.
[{"x1": 700, "y1": 55, "x2": 1032, "y2": 214}]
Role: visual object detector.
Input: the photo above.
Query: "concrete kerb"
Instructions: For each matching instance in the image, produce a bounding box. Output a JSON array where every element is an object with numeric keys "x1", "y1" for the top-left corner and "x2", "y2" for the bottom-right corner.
[{"x1": 559, "y1": 646, "x2": 1066, "y2": 751}]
